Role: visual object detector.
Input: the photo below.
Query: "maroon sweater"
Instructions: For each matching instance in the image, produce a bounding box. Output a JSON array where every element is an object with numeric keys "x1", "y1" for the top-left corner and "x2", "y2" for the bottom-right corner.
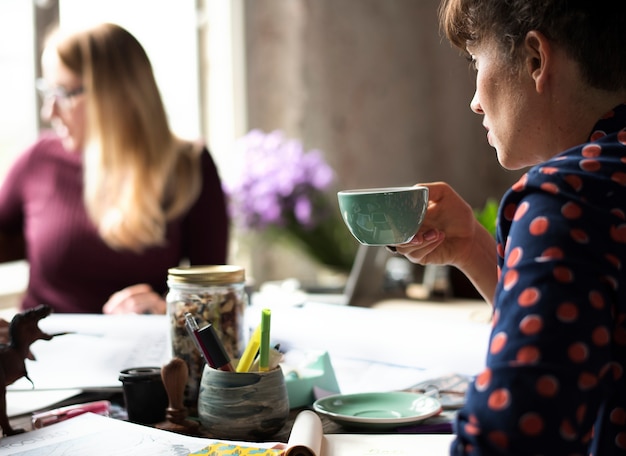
[{"x1": 0, "y1": 132, "x2": 229, "y2": 313}]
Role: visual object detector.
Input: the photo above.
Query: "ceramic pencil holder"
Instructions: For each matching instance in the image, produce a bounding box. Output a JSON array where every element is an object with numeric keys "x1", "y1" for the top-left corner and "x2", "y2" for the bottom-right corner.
[{"x1": 197, "y1": 365, "x2": 290, "y2": 440}]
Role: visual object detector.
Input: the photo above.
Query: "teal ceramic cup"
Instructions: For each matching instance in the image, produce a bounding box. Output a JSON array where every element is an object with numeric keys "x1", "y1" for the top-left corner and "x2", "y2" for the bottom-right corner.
[
  {"x1": 197, "y1": 366, "x2": 289, "y2": 440},
  {"x1": 337, "y1": 186, "x2": 429, "y2": 246}
]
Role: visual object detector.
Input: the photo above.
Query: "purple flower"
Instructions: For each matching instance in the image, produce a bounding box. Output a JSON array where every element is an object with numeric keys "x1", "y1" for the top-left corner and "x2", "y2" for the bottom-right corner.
[{"x1": 224, "y1": 129, "x2": 336, "y2": 231}]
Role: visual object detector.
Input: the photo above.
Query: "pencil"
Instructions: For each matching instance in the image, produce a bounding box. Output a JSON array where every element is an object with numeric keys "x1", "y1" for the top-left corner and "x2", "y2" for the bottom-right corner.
[
  {"x1": 258, "y1": 308, "x2": 271, "y2": 372},
  {"x1": 236, "y1": 324, "x2": 261, "y2": 373}
]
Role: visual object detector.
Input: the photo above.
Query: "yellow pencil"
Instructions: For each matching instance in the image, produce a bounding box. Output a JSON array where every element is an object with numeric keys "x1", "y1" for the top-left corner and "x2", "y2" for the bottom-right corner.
[{"x1": 236, "y1": 324, "x2": 262, "y2": 372}]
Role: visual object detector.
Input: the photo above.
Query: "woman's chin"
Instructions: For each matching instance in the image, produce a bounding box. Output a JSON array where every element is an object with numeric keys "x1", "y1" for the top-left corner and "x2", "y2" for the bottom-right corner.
[{"x1": 57, "y1": 134, "x2": 81, "y2": 153}]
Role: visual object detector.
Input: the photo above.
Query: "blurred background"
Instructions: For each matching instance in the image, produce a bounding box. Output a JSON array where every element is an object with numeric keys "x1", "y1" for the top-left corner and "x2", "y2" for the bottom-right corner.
[{"x1": 0, "y1": 0, "x2": 523, "y2": 301}]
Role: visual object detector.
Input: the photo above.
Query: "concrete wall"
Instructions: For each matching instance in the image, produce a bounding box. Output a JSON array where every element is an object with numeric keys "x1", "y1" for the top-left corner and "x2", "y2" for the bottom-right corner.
[{"x1": 242, "y1": 0, "x2": 522, "y2": 285}]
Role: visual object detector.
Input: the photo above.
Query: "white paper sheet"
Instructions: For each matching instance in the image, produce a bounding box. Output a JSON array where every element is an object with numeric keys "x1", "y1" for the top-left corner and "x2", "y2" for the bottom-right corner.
[
  {"x1": 7, "y1": 389, "x2": 82, "y2": 417},
  {"x1": 8, "y1": 313, "x2": 171, "y2": 391},
  {"x1": 283, "y1": 410, "x2": 455, "y2": 456},
  {"x1": 248, "y1": 303, "x2": 491, "y2": 393},
  {"x1": 0, "y1": 412, "x2": 211, "y2": 455}
]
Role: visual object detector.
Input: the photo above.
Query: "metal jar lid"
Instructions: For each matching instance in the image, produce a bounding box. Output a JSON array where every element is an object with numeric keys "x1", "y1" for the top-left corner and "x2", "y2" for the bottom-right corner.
[{"x1": 167, "y1": 265, "x2": 245, "y2": 285}]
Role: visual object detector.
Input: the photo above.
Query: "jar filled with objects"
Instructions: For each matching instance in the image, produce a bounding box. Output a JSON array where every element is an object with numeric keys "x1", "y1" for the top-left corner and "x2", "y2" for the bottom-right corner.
[{"x1": 166, "y1": 265, "x2": 247, "y2": 409}]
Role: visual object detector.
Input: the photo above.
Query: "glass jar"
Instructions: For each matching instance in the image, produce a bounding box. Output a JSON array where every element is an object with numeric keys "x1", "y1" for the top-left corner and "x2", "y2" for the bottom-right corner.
[{"x1": 166, "y1": 265, "x2": 247, "y2": 409}]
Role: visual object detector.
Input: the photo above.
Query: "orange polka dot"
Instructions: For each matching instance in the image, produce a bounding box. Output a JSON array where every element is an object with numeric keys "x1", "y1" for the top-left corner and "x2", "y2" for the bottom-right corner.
[
  {"x1": 578, "y1": 372, "x2": 597, "y2": 390},
  {"x1": 564, "y1": 174, "x2": 583, "y2": 191},
  {"x1": 511, "y1": 174, "x2": 528, "y2": 192},
  {"x1": 490, "y1": 332, "x2": 507, "y2": 355},
  {"x1": 605, "y1": 254, "x2": 621, "y2": 269},
  {"x1": 591, "y1": 132, "x2": 607, "y2": 142},
  {"x1": 612, "y1": 172, "x2": 626, "y2": 186},
  {"x1": 611, "y1": 208, "x2": 626, "y2": 220},
  {"x1": 536, "y1": 246, "x2": 564, "y2": 262},
  {"x1": 540, "y1": 182, "x2": 559, "y2": 194},
  {"x1": 518, "y1": 287, "x2": 540, "y2": 307},
  {"x1": 554, "y1": 266, "x2": 574, "y2": 283},
  {"x1": 503, "y1": 269, "x2": 519, "y2": 290},
  {"x1": 581, "y1": 144, "x2": 602, "y2": 158},
  {"x1": 610, "y1": 407, "x2": 626, "y2": 425},
  {"x1": 599, "y1": 362, "x2": 612, "y2": 379},
  {"x1": 592, "y1": 326, "x2": 610, "y2": 346},
  {"x1": 610, "y1": 224, "x2": 626, "y2": 243},
  {"x1": 618, "y1": 129, "x2": 626, "y2": 145},
  {"x1": 506, "y1": 247, "x2": 523, "y2": 268},
  {"x1": 580, "y1": 159, "x2": 601, "y2": 172},
  {"x1": 589, "y1": 291, "x2": 604, "y2": 309},
  {"x1": 536, "y1": 375, "x2": 559, "y2": 397},
  {"x1": 529, "y1": 216, "x2": 549, "y2": 235},
  {"x1": 612, "y1": 362, "x2": 624, "y2": 381},
  {"x1": 570, "y1": 228, "x2": 590, "y2": 243},
  {"x1": 568, "y1": 342, "x2": 589, "y2": 363},
  {"x1": 519, "y1": 412, "x2": 544, "y2": 436},
  {"x1": 561, "y1": 202, "x2": 582, "y2": 219},
  {"x1": 475, "y1": 368, "x2": 492, "y2": 392},
  {"x1": 513, "y1": 202, "x2": 530, "y2": 221},
  {"x1": 540, "y1": 166, "x2": 559, "y2": 174},
  {"x1": 487, "y1": 388, "x2": 511, "y2": 411},
  {"x1": 557, "y1": 302, "x2": 578, "y2": 322},
  {"x1": 609, "y1": 407, "x2": 626, "y2": 426},
  {"x1": 517, "y1": 346, "x2": 540, "y2": 363},
  {"x1": 497, "y1": 243, "x2": 505, "y2": 259},
  {"x1": 487, "y1": 431, "x2": 508, "y2": 450},
  {"x1": 503, "y1": 203, "x2": 516, "y2": 221},
  {"x1": 492, "y1": 308, "x2": 500, "y2": 328},
  {"x1": 602, "y1": 110, "x2": 616, "y2": 119},
  {"x1": 602, "y1": 274, "x2": 618, "y2": 291},
  {"x1": 520, "y1": 314, "x2": 543, "y2": 335},
  {"x1": 560, "y1": 419, "x2": 577, "y2": 440},
  {"x1": 464, "y1": 421, "x2": 480, "y2": 436},
  {"x1": 616, "y1": 432, "x2": 626, "y2": 450}
]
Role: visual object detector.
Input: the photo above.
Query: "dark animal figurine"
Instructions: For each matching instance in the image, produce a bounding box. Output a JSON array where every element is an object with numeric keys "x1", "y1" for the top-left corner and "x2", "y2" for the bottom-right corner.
[{"x1": 0, "y1": 305, "x2": 53, "y2": 436}]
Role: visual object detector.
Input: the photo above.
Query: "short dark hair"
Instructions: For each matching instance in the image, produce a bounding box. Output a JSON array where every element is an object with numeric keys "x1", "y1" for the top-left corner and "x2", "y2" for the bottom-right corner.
[{"x1": 439, "y1": 0, "x2": 626, "y2": 91}]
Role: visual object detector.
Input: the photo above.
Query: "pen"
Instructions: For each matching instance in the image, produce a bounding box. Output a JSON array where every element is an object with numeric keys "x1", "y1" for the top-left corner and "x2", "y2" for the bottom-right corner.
[
  {"x1": 31, "y1": 400, "x2": 111, "y2": 429},
  {"x1": 184, "y1": 312, "x2": 210, "y2": 361},
  {"x1": 259, "y1": 308, "x2": 271, "y2": 372},
  {"x1": 196, "y1": 323, "x2": 234, "y2": 372},
  {"x1": 236, "y1": 324, "x2": 261, "y2": 373}
]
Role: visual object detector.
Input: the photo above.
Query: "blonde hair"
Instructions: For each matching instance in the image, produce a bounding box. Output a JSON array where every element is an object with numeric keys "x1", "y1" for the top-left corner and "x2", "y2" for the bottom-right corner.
[{"x1": 51, "y1": 23, "x2": 201, "y2": 252}]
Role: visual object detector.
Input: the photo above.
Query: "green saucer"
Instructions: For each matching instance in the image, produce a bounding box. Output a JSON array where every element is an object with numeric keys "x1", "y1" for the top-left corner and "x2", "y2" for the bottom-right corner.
[{"x1": 313, "y1": 391, "x2": 442, "y2": 430}]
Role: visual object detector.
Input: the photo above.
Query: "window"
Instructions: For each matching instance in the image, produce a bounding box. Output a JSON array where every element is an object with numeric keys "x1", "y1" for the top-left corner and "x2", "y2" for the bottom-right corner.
[{"x1": 0, "y1": 0, "x2": 38, "y2": 179}]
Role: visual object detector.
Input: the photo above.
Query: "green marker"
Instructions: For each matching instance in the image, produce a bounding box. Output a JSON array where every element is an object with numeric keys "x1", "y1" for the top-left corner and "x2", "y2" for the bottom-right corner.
[{"x1": 259, "y1": 308, "x2": 271, "y2": 372}]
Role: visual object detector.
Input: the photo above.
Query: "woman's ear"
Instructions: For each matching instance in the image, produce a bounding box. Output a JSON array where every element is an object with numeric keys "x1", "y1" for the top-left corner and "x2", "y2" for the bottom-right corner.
[{"x1": 524, "y1": 30, "x2": 552, "y2": 93}]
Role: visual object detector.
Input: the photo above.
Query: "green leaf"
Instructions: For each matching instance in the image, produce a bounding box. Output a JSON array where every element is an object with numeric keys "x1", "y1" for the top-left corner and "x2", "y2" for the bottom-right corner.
[{"x1": 474, "y1": 198, "x2": 498, "y2": 237}]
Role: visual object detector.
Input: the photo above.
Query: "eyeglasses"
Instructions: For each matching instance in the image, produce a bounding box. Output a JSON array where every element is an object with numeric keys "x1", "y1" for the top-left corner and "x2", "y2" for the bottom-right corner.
[{"x1": 36, "y1": 78, "x2": 85, "y2": 109}]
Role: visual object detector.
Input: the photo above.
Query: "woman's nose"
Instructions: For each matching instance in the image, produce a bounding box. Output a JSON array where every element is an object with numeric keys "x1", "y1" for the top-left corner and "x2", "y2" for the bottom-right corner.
[
  {"x1": 470, "y1": 91, "x2": 483, "y2": 115},
  {"x1": 39, "y1": 97, "x2": 56, "y2": 122}
]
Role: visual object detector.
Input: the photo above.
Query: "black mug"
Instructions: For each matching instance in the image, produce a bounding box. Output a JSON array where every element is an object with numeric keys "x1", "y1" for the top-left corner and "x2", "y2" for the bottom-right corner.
[{"x1": 119, "y1": 367, "x2": 168, "y2": 424}]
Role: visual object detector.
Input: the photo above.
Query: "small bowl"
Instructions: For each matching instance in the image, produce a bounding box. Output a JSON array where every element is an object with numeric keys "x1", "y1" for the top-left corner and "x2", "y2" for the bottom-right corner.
[{"x1": 337, "y1": 186, "x2": 428, "y2": 246}]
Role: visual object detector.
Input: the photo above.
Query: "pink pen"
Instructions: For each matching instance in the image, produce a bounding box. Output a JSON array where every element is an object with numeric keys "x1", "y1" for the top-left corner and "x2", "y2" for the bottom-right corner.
[{"x1": 31, "y1": 400, "x2": 111, "y2": 428}]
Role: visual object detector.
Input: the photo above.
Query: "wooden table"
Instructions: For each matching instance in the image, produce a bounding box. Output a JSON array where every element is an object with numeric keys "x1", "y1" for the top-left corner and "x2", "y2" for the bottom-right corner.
[
  {"x1": 6, "y1": 297, "x2": 486, "y2": 441},
  {"x1": 8, "y1": 392, "x2": 343, "y2": 442}
]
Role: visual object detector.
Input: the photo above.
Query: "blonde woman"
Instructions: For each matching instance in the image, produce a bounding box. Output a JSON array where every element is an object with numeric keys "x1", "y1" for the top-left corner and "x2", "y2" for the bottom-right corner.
[{"x1": 0, "y1": 23, "x2": 228, "y2": 314}]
